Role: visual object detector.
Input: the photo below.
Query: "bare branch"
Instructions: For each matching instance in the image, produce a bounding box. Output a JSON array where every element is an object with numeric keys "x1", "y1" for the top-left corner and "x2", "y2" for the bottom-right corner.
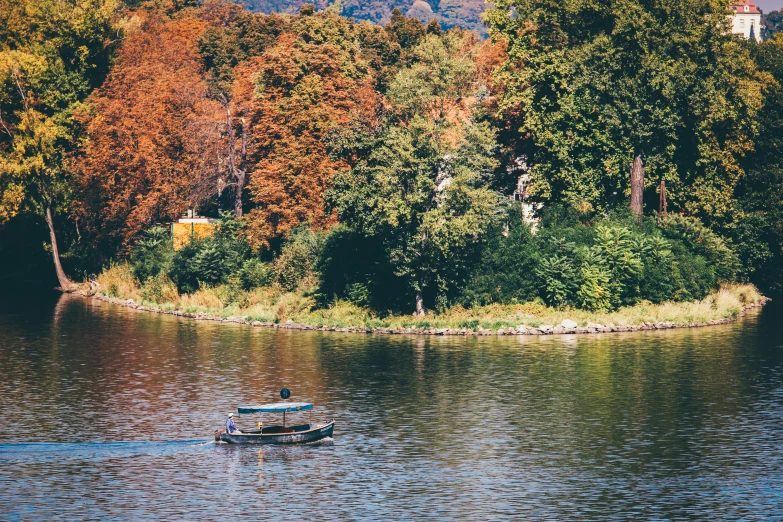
[{"x1": 0, "y1": 107, "x2": 13, "y2": 138}]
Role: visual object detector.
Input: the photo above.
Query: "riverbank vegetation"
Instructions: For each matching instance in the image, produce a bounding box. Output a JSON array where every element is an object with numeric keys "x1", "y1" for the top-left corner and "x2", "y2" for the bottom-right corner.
[
  {"x1": 95, "y1": 260, "x2": 762, "y2": 330},
  {"x1": 90, "y1": 208, "x2": 764, "y2": 329},
  {"x1": 2, "y1": 0, "x2": 781, "y2": 325}
]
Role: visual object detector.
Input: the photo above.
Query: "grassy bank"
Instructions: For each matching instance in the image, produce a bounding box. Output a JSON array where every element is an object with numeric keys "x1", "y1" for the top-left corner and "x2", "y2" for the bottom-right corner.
[{"x1": 87, "y1": 263, "x2": 765, "y2": 333}]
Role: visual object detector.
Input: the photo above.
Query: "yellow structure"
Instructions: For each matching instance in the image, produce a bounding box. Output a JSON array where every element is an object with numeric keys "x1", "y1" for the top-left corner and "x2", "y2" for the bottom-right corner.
[{"x1": 172, "y1": 218, "x2": 217, "y2": 250}]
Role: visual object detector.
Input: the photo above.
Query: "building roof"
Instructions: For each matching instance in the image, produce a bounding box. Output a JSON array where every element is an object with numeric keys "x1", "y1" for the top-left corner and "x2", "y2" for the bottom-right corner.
[{"x1": 731, "y1": 1, "x2": 761, "y2": 14}]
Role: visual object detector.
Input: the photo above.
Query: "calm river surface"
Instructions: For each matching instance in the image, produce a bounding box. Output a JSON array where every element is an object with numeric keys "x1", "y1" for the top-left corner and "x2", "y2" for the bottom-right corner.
[{"x1": 1, "y1": 292, "x2": 782, "y2": 519}]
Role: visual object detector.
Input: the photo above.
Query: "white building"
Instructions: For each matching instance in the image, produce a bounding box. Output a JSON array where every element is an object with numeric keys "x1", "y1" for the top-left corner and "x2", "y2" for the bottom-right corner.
[{"x1": 730, "y1": 0, "x2": 763, "y2": 41}]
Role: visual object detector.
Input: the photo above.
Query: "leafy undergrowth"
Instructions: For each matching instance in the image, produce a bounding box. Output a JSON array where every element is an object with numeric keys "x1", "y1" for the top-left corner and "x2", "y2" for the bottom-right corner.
[{"x1": 92, "y1": 264, "x2": 763, "y2": 331}]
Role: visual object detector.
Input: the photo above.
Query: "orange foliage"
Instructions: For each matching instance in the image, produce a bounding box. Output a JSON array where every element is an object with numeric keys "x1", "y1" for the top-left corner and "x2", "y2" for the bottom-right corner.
[
  {"x1": 235, "y1": 34, "x2": 361, "y2": 250},
  {"x1": 74, "y1": 13, "x2": 222, "y2": 249},
  {"x1": 475, "y1": 37, "x2": 507, "y2": 87}
]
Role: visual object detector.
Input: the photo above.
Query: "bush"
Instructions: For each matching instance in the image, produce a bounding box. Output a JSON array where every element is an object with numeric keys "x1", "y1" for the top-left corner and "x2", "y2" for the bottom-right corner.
[
  {"x1": 169, "y1": 216, "x2": 250, "y2": 293},
  {"x1": 662, "y1": 214, "x2": 739, "y2": 282},
  {"x1": 238, "y1": 258, "x2": 273, "y2": 290},
  {"x1": 140, "y1": 273, "x2": 179, "y2": 304},
  {"x1": 575, "y1": 249, "x2": 612, "y2": 311},
  {"x1": 461, "y1": 205, "x2": 736, "y2": 311},
  {"x1": 317, "y1": 225, "x2": 408, "y2": 310},
  {"x1": 670, "y1": 247, "x2": 715, "y2": 300},
  {"x1": 98, "y1": 263, "x2": 140, "y2": 300},
  {"x1": 460, "y1": 210, "x2": 539, "y2": 306},
  {"x1": 536, "y1": 254, "x2": 579, "y2": 308},
  {"x1": 131, "y1": 226, "x2": 174, "y2": 282},
  {"x1": 273, "y1": 227, "x2": 324, "y2": 291}
]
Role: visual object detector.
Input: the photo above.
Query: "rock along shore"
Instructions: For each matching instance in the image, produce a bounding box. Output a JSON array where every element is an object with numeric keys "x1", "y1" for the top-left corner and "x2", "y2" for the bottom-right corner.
[{"x1": 74, "y1": 290, "x2": 769, "y2": 337}]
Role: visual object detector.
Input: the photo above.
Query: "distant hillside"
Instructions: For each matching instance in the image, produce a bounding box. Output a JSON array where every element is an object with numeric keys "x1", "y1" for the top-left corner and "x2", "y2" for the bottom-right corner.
[{"x1": 241, "y1": 0, "x2": 489, "y2": 34}]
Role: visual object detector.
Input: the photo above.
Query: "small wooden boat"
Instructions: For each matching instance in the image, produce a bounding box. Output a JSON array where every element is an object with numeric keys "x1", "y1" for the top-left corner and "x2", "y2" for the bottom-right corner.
[{"x1": 215, "y1": 401, "x2": 335, "y2": 445}]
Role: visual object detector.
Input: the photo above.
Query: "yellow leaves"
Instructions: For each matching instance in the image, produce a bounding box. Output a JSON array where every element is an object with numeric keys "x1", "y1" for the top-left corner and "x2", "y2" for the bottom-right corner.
[
  {"x1": 0, "y1": 50, "x2": 47, "y2": 92},
  {"x1": 0, "y1": 182, "x2": 25, "y2": 223}
]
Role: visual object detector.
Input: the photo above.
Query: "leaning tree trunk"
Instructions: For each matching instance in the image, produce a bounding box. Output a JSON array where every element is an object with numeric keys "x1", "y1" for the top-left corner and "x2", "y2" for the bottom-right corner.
[
  {"x1": 45, "y1": 205, "x2": 73, "y2": 291},
  {"x1": 630, "y1": 154, "x2": 645, "y2": 221},
  {"x1": 414, "y1": 291, "x2": 425, "y2": 317}
]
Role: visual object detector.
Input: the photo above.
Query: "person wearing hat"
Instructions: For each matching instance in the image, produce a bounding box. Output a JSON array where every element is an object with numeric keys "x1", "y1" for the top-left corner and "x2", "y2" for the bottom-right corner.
[{"x1": 225, "y1": 412, "x2": 242, "y2": 434}]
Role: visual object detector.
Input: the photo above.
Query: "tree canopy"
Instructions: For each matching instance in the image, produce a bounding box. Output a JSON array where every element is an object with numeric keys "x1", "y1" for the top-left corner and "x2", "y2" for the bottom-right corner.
[
  {"x1": 328, "y1": 32, "x2": 502, "y2": 312},
  {"x1": 486, "y1": 0, "x2": 772, "y2": 224},
  {"x1": 74, "y1": 11, "x2": 221, "y2": 251},
  {"x1": 0, "y1": 0, "x2": 121, "y2": 286}
]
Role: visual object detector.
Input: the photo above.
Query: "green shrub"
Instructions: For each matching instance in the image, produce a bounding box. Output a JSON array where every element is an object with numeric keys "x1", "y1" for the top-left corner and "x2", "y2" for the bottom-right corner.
[
  {"x1": 662, "y1": 215, "x2": 739, "y2": 282},
  {"x1": 468, "y1": 206, "x2": 737, "y2": 311},
  {"x1": 575, "y1": 249, "x2": 612, "y2": 311},
  {"x1": 238, "y1": 258, "x2": 273, "y2": 290},
  {"x1": 317, "y1": 225, "x2": 408, "y2": 311},
  {"x1": 460, "y1": 210, "x2": 538, "y2": 306},
  {"x1": 274, "y1": 227, "x2": 324, "y2": 291},
  {"x1": 140, "y1": 273, "x2": 179, "y2": 304},
  {"x1": 459, "y1": 318, "x2": 480, "y2": 330},
  {"x1": 131, "y1": 226, "x2": 174, "y2": 282},
  {"x1": 536, "y1": 254, "x2": 579, "y2": 308},
  {"x1": 346, "y1": 282, "x2": 371, "y2": 307},
  {"x1": 671, "y1": 248, "x2": 715, "y2": 300},
  {"x1": 169, "y1": 216, "x2": 250, "y2": 293},
  {"x1": 214, "y1": 281, "x2": 247, "y2": 307}
]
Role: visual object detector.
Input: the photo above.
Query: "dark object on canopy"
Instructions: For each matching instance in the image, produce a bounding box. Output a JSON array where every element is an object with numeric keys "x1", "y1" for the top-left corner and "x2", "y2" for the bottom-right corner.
[
  {"x1": 280, "y1": 388, "x2": 291, "y2": 399},
  {"x1": 238, "y1": 402, "x2": 313, "y2": 414}
]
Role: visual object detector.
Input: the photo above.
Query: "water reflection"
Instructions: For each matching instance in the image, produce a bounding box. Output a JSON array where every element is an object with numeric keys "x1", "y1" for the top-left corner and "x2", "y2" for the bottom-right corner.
[{"x1": 0, "y1": 293, "x2": 782, "y2": 518}]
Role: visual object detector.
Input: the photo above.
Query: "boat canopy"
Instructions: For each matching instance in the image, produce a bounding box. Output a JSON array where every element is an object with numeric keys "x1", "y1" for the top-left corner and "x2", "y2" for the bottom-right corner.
[{"x1": 238, "y1": 402, "x2": 313, "y2": 414}]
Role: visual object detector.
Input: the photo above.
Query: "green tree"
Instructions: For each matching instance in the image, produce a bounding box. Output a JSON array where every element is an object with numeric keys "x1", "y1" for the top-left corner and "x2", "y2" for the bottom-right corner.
[
  {"x1": 329, "y1": 115, "x2": 501, "y2": 314},
  {"x1": 486, "y1": 0, "x2": 771, "y2": 224},
  {"x1": 731, "y1": 34, "x2": 783, "y2": 288},
  {"x1": 762, "y1": 10, "x2": 782, "y2": 40},
  {"x1": 328, "y1": 30, "x2": 502, "y2": 314},
  {"x1": 0, "y1": 0, "x2": 120, "y2": 288}
]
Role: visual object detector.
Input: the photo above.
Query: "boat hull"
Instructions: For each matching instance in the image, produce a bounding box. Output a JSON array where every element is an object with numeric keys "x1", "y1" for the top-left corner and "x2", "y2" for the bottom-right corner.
[{"x1": 218, "y1": 420, "x2": 334, "y2": 445}]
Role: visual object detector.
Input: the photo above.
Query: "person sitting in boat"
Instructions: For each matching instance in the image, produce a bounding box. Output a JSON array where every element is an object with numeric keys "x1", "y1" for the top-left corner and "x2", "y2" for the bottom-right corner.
[{"x1": 226, "y1": 412, "x2": 242, "y2": 434}]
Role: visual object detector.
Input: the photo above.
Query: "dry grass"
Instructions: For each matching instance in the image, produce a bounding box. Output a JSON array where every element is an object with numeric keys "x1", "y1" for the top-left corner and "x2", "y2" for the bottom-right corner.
[
  {"x1": 97, "y1": 264, "x2": 141, "y2": 302},
  {"x1": 92, "y1": 265, "x2": 764, "y2": 332},
  {"x1": 179, "y1": 287, "x2": 225, "y2": 310}
]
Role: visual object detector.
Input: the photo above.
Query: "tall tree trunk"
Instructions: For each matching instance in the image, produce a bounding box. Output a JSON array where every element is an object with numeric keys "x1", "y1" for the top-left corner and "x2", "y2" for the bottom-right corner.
[
  {"x1": 630, "y1": 154, "x2": 644, "y2": 221},
  {"x1": 233, "y1": 118, "x2": 247, "y2": 218},
  {"x1": 46, "y1": 205, "x2": 73, "y2": 291},
  {"x1": 414, "y1": 291, "x2": 425, "y2": 317},
  {"x1": 222, "y1": 97, "x2": 247, "y2": 219}
]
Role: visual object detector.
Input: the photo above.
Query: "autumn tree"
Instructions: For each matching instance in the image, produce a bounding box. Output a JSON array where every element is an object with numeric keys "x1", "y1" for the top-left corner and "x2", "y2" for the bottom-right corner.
[
  {"x1": 0, "y1": 0, "x2": 120, "y2": 289},
  {"x1": 236, "y1": 10, "x2": 388, "y2": 250},
  {"x1": 74, "y1": 12, "x2": 222, "y2": 250},
  {"x1": 486, "y1": 0, "x2": 772, "y2": 223},
  {"x1": 198, "y1": 2, "x2": 290, "y2": 216}
]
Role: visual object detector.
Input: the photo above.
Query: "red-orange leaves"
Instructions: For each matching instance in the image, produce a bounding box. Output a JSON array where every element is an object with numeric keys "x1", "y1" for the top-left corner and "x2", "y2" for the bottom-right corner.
[
  {"x1": 75, "y1": 13, "x2": 222, "y2": 250},
  {"x1": 237, "y1": 34, "x2": 359, "y2": 250}
]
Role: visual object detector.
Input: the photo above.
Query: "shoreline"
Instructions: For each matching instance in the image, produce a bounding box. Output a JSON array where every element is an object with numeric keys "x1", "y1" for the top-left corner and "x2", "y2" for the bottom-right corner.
[{"x1": 72, "y1": 289, "x2": 769, "y2": 336}]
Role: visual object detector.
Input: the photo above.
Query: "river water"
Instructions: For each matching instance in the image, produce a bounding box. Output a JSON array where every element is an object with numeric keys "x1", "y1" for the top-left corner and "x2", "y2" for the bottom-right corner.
[{"x1": 1, "y1": 293, "x2": 782, "y2": 519}]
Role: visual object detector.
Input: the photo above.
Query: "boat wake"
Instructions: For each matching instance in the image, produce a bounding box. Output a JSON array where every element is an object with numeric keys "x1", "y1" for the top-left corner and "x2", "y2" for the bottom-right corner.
[{"x1": 0, "y1": 439, "x2": 214, "y2": 463}]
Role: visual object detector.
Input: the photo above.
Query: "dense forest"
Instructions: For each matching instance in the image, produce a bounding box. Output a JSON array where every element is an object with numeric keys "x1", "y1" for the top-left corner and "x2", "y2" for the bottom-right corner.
[{"x1": 1, "y1": 0, "x2": 782, "y2": 318}]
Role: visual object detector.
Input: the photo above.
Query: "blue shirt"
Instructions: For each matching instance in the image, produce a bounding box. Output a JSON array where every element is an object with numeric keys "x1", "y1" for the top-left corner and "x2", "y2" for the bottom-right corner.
[{"x1": 226, "y1": 418, "x2": 238, "y2": 433}]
